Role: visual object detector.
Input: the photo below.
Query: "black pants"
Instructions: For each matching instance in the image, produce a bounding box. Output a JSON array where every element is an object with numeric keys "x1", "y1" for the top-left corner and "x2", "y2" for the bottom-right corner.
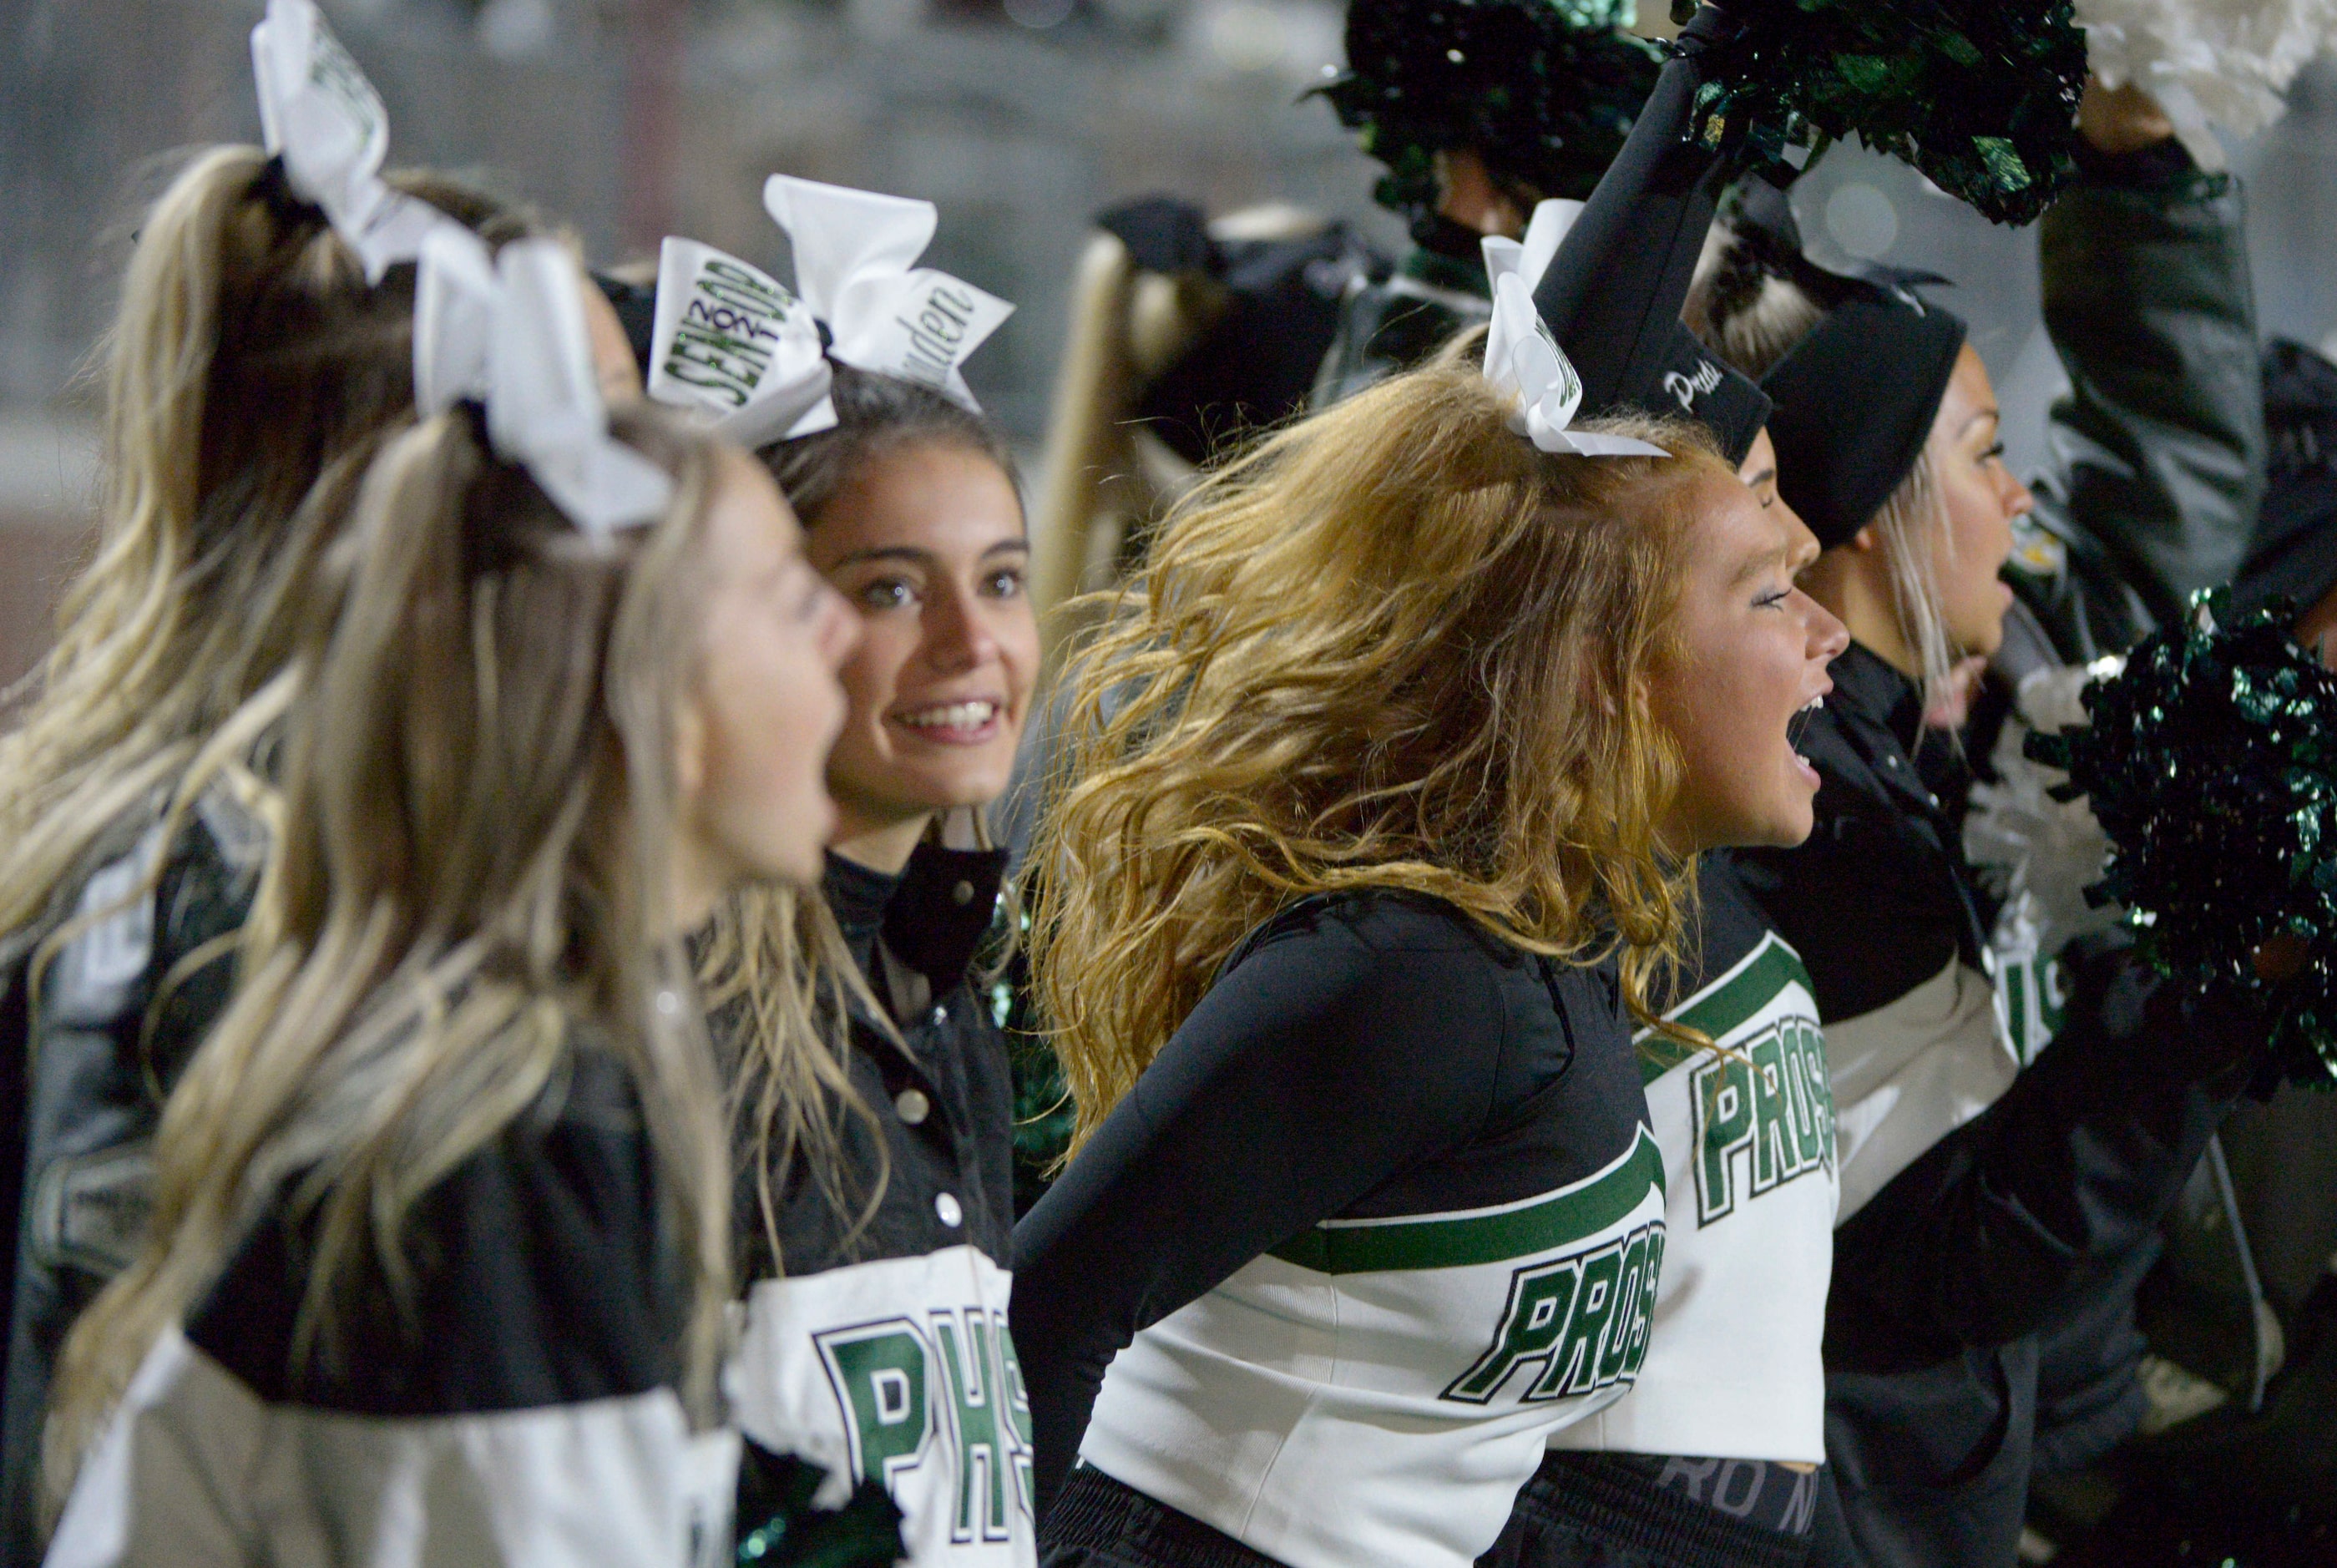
[
  {"x1": 1040, "y1": 1467, "x2": 1287, "y2": 1568},
  {"x1": 1480, "y1": 1453, "x2": 1814, "y2": 1568}
]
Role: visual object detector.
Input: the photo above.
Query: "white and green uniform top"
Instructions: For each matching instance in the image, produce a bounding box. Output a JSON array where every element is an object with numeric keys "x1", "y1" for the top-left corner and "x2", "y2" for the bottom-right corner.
[
  {"x1": 1013, "y1": 892, "x2": 1667, "y2": 1568},
  {"x1": 1548, "y1": 858, "x2": 1837, "y2": 1465}
]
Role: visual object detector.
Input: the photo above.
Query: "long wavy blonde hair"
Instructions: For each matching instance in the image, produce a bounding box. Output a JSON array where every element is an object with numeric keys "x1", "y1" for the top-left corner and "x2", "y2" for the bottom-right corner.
[
  {"x1": 47, "y1": 407, "x2": 736, "y2": 1509},
  {"x1": 1030, "y1": 362, "x2": 1730, "y2": 1149},
  {"x1": 0, "y1": 146, "x2": 525, "y2": 954}
]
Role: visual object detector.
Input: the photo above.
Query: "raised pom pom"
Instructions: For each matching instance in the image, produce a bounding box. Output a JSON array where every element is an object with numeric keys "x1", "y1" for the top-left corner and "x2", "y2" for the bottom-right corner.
[
  {"x1": 1689, "y1": 0, "x2": 2090, "y2": 226},
  {"x1": 2076, "y1": 0, "x2": 2337, "y2": 168},
  {"x1": 2029, "y1": 594, "x2": 2337, "y2": 1086},
  {"x1": 1316, "y1": 0, "x2": 1662, "y2": 239}
]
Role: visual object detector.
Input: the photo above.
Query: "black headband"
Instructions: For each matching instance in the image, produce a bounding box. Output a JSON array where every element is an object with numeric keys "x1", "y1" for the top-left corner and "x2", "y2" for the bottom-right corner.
[{"x1": 1761, "y1": 296, "x2": 1968, "y2": 550}]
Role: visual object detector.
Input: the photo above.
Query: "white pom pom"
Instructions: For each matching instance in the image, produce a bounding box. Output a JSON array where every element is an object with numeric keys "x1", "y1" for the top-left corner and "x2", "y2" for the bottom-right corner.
[
  {"x1": 1965, "y1": 660, "x2": 2129, "y2": 964},
  {"x1": 2073, "y1": 0, "x2": 2337, "y2": 167}
]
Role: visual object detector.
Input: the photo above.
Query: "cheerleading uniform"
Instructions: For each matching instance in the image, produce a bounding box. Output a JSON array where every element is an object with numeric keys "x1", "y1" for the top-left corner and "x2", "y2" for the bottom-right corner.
[
  {"x1": 1484, "y1": 857, "x2": 1832, "y2": 1568},
  {"x1": 0, "y1": 786, "x2": 268, "y2": 1564},
  {"x1": 722, "y1": 844, "x2": 1035, "y2": 1568},
  {"x1": 1013, "y1": 889, "x2": 1665, "y2": 1568},
  {"x1": 43, "y1": 1029, "x2": 736, "y2": 1568},
  {"x1": 1736, "y1": 640, "x2": 2267, "y2": 1568}
]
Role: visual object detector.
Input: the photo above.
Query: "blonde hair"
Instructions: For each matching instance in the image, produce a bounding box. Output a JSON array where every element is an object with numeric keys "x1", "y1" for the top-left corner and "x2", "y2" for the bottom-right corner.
[
  {"x1": 1685, "y1": 220, "x2": 1958, "y2": 706},
  {"x1": 0, "y1": 145, "x2": 525, "y2": 959},
  {"x1": 47, "y1": 407, "x2": 735, "y2": 1510},
  {"x1": 696, "y1": 884, "x2": 889, "y2": 1271},
  {"x1": 1029, "y1": 361, "x2": 1729, "y2": 1150}
]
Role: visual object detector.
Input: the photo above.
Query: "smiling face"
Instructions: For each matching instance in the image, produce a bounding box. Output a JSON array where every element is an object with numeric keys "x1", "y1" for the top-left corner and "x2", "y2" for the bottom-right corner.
[
  {"x1": 807, "y1": 440, "x2": 1039, "y2": 867},
  {"x1": 1650, "y1": 431, "x2": 1849, "y2": 852},
  {"x1": 673, "y1": 450, "x2": 859, "y2": 923},
  {"x1": 1926, "y1": 344, "x2": 2031, "y2": 660}
]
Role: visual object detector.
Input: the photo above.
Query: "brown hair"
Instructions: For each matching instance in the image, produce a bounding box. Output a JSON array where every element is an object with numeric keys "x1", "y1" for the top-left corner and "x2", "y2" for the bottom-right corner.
[
  {"x1": 1029, "y1": 358, "x2": 1731, "y2": 1149},
  {"x1": 761, "y1": 363, "x2": 1020, "y2": 529}
]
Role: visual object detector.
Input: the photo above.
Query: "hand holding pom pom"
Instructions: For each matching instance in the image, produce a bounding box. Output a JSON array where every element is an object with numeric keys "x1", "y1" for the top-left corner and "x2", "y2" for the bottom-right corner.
[
  {"x1": 1682, "y1": 0, "x2": 2090, "y2": 225},
  {"x1": 2028, "y1": 594, "x2": 2337, "y2": 1086}
]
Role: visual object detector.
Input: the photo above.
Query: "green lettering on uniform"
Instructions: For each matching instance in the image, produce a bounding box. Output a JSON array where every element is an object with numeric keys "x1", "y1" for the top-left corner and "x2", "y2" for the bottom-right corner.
[
  {"x1": 816, "y1": 1320, "x2": 933, "y2": 1490},
  {"x1": 994, "y1": 1318, "x2": 1036, "y2": 1517},
  {"x1": 1443, "y1": 1256, "x2": 1581, "y2": 1404},
  {"x1": 1694, "y1": 1057, "x2": 1754, "y2": 1223},
  {"x1": 1533, "y1": 1237, "x2": 1624, "y2": 1398},
  {"x1": 1749, "y1": 1031, "x2": 1806, "y2": 1194},
  {"x1": 1594, "y1": 1228, "x2": 1652, "y2": 1384},
  {"x1": 936, "y1": 1311, "x2": 1012, "y2": 1543},
  {"x1": 1788, "y1": 1019, "x2": 1831, "y2": 1167},
  {"x1": 1616, "y1": 1227, "x2": 1666, "y2": 1372}
]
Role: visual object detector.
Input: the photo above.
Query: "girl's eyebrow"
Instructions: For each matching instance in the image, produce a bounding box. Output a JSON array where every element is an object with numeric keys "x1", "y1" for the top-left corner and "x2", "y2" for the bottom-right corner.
[{"x1": 832, "y1": 545, "x2": 933, "y2": 568}]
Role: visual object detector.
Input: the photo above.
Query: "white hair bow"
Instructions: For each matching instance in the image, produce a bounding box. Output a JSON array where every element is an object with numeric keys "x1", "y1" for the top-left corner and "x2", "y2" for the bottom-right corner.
[
  {"x1": 1480, "y1": 198, "x2": 1583, "y2": 298},
  {"x1": 644, "y1": 239, "x2": 833, "y2": 448},
  {"x1": 249, "y1": 0, "x2": 451, "y2": 282},
  {"x1": 645, "y1": 176, "x2": 1013, "y2": 444},
  {"x1": 415, "y1": 231, "x2": 675, "y2": 536},
  {"x1": 1480, "y1": 204, "x2": 1667, "y2": 461},
  {"x1": 764, "y1": 175, "x2": 1014, "y2": 419}
]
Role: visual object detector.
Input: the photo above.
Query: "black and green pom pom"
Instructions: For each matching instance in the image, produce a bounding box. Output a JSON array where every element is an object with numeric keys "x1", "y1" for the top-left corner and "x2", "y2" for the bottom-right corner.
[
  {"x1": 2029, "y1": 594, "x2": 2337, "y2": 1087},
  {"x1": 1687, "y1": 0, "x2": 2088, "y2": 226},
  {"x1": 734, "y1": 1444, "x2": 905, "y2": 1568},
  {"x1": 1316, "y1": 0, "x2": 1662, "y2": 240}
]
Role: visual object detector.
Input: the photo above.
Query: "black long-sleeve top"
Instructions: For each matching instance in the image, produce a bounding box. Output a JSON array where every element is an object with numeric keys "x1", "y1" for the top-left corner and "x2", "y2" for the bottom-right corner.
[{"x1": 1010, "y1": 890, "x2": 1662, "y2": 1568}]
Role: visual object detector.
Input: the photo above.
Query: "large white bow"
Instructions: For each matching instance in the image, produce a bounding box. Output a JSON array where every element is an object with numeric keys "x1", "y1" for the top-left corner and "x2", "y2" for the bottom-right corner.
[
  {"x1": 249, "y1": 0, "x2": 451, "y2": 282},
  {"x1": 643, "y1": 238, "x2": 833, "y2": 448},
  {"x1": 1480, "y1": 200, "x2": 1667, "y2": 461},
  {"x1": 645, "y1": 177, "x2": 1013, "y2": 444},
  {"x1": 763, "y1": 175, "x2": 1014, "y2": 420},
  {"x1": 415, "y1": 232, "x2": 675, "y2": 537}
]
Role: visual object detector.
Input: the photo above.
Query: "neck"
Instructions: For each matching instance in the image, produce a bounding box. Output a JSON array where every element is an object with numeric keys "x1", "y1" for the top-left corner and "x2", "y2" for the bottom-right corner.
[
  {"x1": 1800, "y1": 550, "x2": 1918, "y2": 680},
  {"x1": 830, "y1": 809, "x2": 935, "y2": 877}
]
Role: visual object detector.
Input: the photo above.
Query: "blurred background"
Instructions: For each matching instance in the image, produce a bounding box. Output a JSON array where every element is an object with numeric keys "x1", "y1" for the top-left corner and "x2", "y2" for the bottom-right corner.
[{"x1": 0, "y1": 0, "x2": 2334, "y2": 688}]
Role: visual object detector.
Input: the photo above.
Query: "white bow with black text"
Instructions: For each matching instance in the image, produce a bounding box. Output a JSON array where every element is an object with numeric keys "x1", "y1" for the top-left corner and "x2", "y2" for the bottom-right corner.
[
  {"x1": 250, "y1": 0, "x2": 451, "y2": 282},
  {"x1": 762, "y1": 175, "x2": 1013, "y2": 421},
  {"x1": 415, "y1": 231, "x2": 674, "y2": 537},
  {"x1": 1480, "y1": 271, "x2": 1668, "y2": 459},
  {"x1": 643, "y1": 238, "x2": 832, "y2": 448}
]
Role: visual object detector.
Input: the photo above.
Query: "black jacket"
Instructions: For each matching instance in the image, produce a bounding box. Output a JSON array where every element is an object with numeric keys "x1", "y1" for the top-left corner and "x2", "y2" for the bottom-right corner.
[
  {"x1": 2004, "y1": 140, "x2": 2264, "y2": 663},
  {"x1": 0, "y1": 787, "x2": 266, "y2": 1563},
  {"x1": 746, "y1": 845, "x2": 1017, "y2": 1280},
  {"x1": 1309, "y1": 238, "x2": 1490, "y2": 409},
  {"x1": 1738, "y1": 642, "x2": 2264, "y2": 1568}
]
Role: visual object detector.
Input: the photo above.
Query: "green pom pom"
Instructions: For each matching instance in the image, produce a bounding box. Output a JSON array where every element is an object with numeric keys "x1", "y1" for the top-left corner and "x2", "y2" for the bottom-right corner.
[
  {"x1": 734, "y1": 1444, "x2": 905, "y2": 1568},
  {"x1": 2028, "y1": 593, "x2": 2337, "y2": 1088},
  {"x1": 1687, "y1": 0, "x2": 2087, "y2": 226},
  {"x1": 1317, "y1": 0, "x2": 1662, "y2": 240}
]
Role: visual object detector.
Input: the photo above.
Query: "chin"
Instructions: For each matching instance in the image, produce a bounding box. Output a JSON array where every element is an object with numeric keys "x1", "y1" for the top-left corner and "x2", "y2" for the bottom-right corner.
[{"x1": 1740, "y1": 797, "x2": 1815, "y2": 851}]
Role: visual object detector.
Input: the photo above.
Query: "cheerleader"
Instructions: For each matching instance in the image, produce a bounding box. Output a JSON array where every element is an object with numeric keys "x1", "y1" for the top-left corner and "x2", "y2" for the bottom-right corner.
[
  {"x1": 642, "y1": 178, "x2": 1042, "y2": 1564},
  {"x1": 34, "y1": 235, "x2": 857, "y2": 1565},
  {"x1": 1689, "y1": 82, "x2": 2291, "y2": 1568},
  {"x1": 0, "y1": 3, "x2": 640, "y2": 1552},
  {"x1": 1003, "y1": 131, "x2": 1850, "y2": 1556}
]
